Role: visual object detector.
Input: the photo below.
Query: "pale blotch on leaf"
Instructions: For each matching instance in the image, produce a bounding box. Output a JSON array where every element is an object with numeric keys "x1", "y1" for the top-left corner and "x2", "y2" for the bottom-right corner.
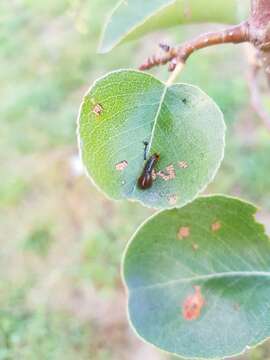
[
  {"x1": 168, "y1": 194, "x2": 177, "y2": 205},
  {"x1": 177, "y1": 226, "x2": 190, "y2": 239},
  {"x1": 178, "y1": 160, "x2": 188, "y2": 169},
  {"x1": 115, "y1": 160, "x2": 128, "y2": 171},
  {"x1": 182, "y1": 286, "x2": 205, "y2": 321},
  {"x1": 157, "y1": 164, "x2": 176, "y2": 181},
  {"x1": 212, "y1": 221, "x2": 221, "y2": 232},
  {"x1": 192, "y1": 243, "x2": 199, "y2": 251},
  {"x1": 157, "y1": 171, "x2": 170, "y2": 181},
  {"x1": 166, "y1": 164, "x2": 176, "y2": 179}
]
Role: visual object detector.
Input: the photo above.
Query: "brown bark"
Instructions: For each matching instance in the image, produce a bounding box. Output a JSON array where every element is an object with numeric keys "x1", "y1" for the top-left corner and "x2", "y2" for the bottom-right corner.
[
  {"x1": 175, "y1": 21, "x2": 249, "y2": 64},
  {"x1": 139, "y1": 23, "x2": 250, "y2": 71},
  {"x1": 251, "y1": 0, "x2": 270, "y2": 28},
  {"x1": 249, "y1": 0, "x2": 270, "y2": 83}
]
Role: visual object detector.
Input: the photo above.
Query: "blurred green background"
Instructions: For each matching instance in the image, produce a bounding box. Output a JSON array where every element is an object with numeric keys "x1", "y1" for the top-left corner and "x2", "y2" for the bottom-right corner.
[{"x1": 1, "y1": 0, "x2": 270, "y2": 359}]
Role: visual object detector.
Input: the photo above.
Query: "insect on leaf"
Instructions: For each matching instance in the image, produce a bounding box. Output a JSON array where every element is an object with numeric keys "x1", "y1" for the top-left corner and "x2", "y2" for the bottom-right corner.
[{"x1": 78, "y1": 70, "x2": 225, "y2": 209}]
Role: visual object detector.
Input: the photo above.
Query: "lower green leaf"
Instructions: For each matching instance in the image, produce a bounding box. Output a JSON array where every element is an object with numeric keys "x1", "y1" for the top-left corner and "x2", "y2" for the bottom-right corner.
[{"x1": 123, "y1": 195, "x2": 270, "y2": 359}]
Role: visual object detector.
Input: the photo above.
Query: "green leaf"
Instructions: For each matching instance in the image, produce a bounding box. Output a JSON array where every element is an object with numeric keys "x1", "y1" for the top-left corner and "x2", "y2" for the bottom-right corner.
[
  {"x1": 123, "y1": 195, "x2": 270, "y2": 359},
  {"x1": 78, "y1": 70, "x2": 225, "y2": 209},
  {"x1": 99, "y1": 0, "x2": 248, "y2": 53}
]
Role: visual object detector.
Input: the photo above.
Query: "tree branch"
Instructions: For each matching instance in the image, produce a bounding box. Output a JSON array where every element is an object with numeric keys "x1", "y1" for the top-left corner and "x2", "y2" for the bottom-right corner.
[
  {"x1": 139, "y1": 22, "x2": 250, "y2": 71},
  {"x1": 140, "y1": 0, "x2": 270, "y2": 75}
]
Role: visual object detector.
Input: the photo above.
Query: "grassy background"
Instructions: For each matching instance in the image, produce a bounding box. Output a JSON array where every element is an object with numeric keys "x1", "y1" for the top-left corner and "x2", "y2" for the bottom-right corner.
[{"x1": 1, "y1": 0, "x2": 270, "y2": 359}]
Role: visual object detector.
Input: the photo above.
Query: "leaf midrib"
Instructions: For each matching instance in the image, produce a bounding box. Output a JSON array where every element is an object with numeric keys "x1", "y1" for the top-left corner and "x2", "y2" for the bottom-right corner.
[
  {"x1": 147, "y1": 84, "x2": 168, "y2": 154},
  {"x1": 130, "y1": 84, "x2": 168, "y2": 196},
  {"x1": 129, "y1": 270, "x2": 270, "y2": 292}
]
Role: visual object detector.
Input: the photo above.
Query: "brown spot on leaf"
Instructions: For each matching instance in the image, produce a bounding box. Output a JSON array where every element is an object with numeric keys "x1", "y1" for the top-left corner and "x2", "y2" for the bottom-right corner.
[
  {"x1": 178, "y1": 161, "x2": 188, "y2": 169},
  {"x1": 211, "y1": 221, "x2": 221, "y2": 232},
  {"x1": 178, "y1": 226, "x2": 190, "y2": 239},
  {"x1": 182, "y1": 286, "x2": 205, "y2": 321},
  {"x1": 92, "y1": 103, "x2": 103, "y2": 116},
  {"x1": 168, "y1": 194, "x2": 177, "y2": 205},
  {"x1": 115, "y1": 160, "x2": 128, "y2": 171}
]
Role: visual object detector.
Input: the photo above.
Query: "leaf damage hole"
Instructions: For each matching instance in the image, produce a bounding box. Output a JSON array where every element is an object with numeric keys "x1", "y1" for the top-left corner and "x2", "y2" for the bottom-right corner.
[
  {"x1": 182, "y1": 286, "x2": 205, "y2": 321},
  {"x1": 211, "y1": 221, "x2": 221, "y2": 232},
  {"x1": 178, "y1": 161, "x2": 188, "y2": 169},
  {"x1": 115, "y1": 160, "x2": 128, "y2": 171},
  {"x1": 177, "y1": 226, "x2": 190, "y2": 239}
]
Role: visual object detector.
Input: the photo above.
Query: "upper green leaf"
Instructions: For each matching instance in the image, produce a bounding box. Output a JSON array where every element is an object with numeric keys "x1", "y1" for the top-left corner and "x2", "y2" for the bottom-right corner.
[
  {"x1": 123, "y1": 195, "x2": 270, "y2": 359},
  {"x1": 78, "y1": 70, "x2": 225, "y2": 209},
  {"x1": 99, "y1": 0, "x2": 246, "y2": 53}
]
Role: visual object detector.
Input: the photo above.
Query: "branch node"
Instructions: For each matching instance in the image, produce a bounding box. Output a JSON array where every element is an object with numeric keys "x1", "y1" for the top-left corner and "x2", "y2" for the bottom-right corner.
[
  {"x1": 139, "y1": 21, "x2": 250, "y2": 72},
  {"x1": 159, "y1": 42, "x2": 171, "y2": 52}
]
